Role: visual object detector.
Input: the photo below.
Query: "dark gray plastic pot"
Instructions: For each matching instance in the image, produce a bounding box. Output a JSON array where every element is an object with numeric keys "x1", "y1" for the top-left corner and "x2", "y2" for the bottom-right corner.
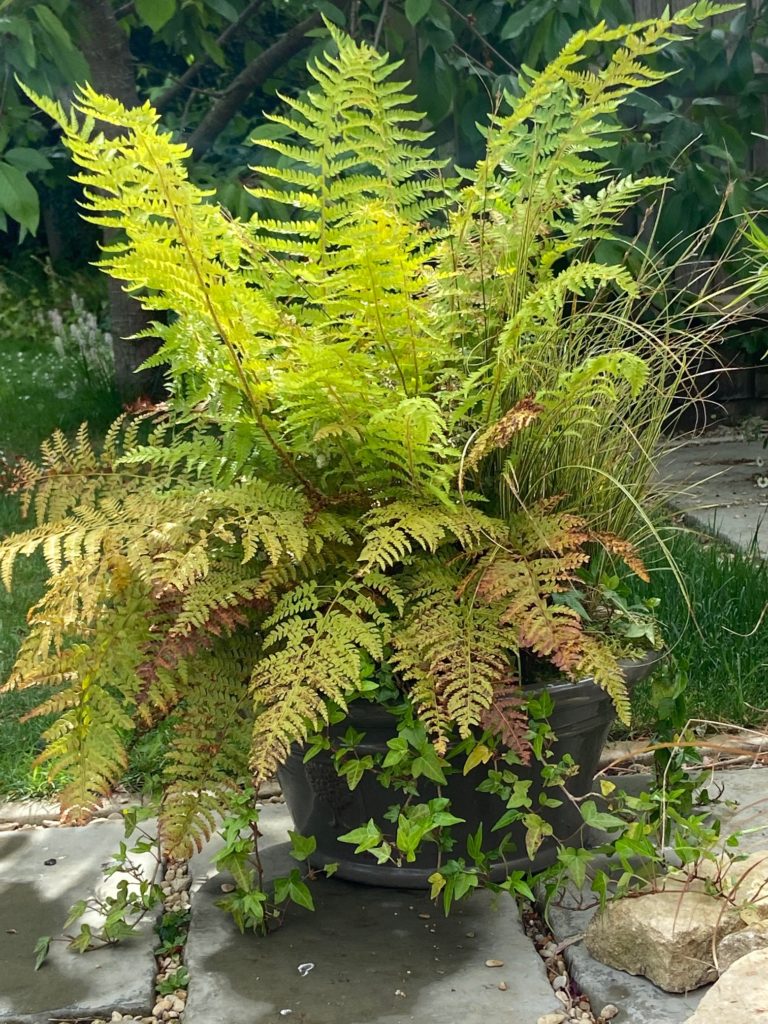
[{"x1": 277, "y1": 651, "x2": 660, "y2": 888}]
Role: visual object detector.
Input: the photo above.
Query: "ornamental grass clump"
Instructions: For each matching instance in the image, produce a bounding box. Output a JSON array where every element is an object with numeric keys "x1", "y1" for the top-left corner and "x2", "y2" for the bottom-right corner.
[{"x1": 1, "y1": 5, "x2": 734, "y2": 881}]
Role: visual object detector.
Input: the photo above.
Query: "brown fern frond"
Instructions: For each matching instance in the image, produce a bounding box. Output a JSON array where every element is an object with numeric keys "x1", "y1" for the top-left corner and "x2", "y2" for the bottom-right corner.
[
  {"x1": 591, "y1": 531, "x2": 650, "y2": 582},
  {"x1": 465, "y1": 397, "x2": 544, "y2": 472},
  {"x1": 480, "y1": 682, "x2": 531, "y2": 764}
]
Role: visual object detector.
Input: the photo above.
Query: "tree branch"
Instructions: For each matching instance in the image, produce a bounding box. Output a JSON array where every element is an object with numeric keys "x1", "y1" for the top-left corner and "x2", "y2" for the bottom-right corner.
[
  {"x1": 186, "y1": 11, "x2": 322, "y2": 160},
  {"x1": 155, "y1": 0, "x2": 266, "y2": 113}
]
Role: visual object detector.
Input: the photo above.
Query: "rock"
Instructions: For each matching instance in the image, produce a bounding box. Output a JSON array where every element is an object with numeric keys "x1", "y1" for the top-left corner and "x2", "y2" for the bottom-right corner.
[
  {"x1": 585, "y1": 890, "x2": 742, "y2": 992},
  {"x1": 716, "y1": 919, "x2": 768, "y2": 971},
  {"x1": 485, "y1": 959, "x2": 504, "y2": 967},
  {"x1": 537, "y1": 1014, "x2": 567, "y2": 1024},
  {"x1": 0, "y1": 822, "x2": 19, "y2": 832},
  {"x1": 683, "y1": 948, "x2": 768, "y2": 1022},
  {"x1": 599, "y1": 1007, "x2": 619, "y2": 1021},
  {"x1": 723, "y1": 850, "x2": 768, "y2": 918}
]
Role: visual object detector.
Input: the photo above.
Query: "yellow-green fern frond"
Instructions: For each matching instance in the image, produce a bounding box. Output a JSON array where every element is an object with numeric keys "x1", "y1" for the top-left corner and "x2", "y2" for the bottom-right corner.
[
  {"x1": 392, "y1": 574, "x2": 512, "y2": 753},
  {"x1": 250, "y1": 582, "x2": 385, "y2": 781}
]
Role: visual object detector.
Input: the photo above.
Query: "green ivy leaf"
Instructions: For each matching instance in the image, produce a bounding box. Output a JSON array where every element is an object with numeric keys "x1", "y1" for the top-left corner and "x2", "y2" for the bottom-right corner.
[
  {"x1": 68, "y1": 924, "x2": 93, "y2": 954},
  {"x1": 463, "y1": 742, "x2": 492, "y2": 775},
  {"x1": 289, "y1": 831, "x2": 317, "y2": 862},
  {"x1": 33, "y1": 935, "x2": 50, "y2": 971},
  {"x1": 580, "y1": 800, "x2": 626, "y2": 833},
  {"x1": 288, "y1": 876, "x2": 315, "y2": 912},
  {"x1": 338, "y1": 819, "x2": 383, "y2": 853}
]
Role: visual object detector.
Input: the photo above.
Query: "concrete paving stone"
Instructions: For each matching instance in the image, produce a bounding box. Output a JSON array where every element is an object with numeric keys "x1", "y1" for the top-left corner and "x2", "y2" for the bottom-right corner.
[
  {"x1": 546, "y1": 767, "x2": 768, "y2": 1023},
  {"x1": 657, "y1": 437, "x2": 768, "y2": 555},
  {"x1": 0, "y1": 790, "x2": 142, "y2": 826},
  {"x1": 185, "y1": 803, "x2": 561, "y2": 1024},
  {"x1": 0, "y1": 822, "x2": 157, "y2": 1024},
  {"x1": 705, "y1": 767, "x2": 768, "y2": 852}
]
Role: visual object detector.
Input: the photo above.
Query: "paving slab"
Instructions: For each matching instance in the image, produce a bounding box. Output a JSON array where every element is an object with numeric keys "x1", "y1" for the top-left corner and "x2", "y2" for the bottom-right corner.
[
  {"x1": 706, "y1": 766, "x2": 768, "y2": 852},
  {"x1": 657, "y1": 436, "x2": 767, "y2": 554},
  {"x1": 546, "y1": 767, "x2": 768, "y2": 1024},
  {"x1": 185, "y1": 803, "x2": 561, "y2": 1024},
  {"x1": 0, "y1": 822, "x2": 157, "y2": 1024}
]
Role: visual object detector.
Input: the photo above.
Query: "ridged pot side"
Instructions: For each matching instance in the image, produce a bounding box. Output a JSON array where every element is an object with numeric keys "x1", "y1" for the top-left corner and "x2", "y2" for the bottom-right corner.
[{"x1": 277, "y1": 652, "x2": 660, "y2": 888}]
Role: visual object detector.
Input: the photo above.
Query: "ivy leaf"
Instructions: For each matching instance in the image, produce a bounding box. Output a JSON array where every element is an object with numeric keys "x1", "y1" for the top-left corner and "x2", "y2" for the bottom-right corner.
[
  {"x1": 522, "y1": 812, "x2": 553, "y2": 860},
  {"x1": 404, "y1": 0, "x2": 432, "y2": 26},
  {"x1": 67, "y1": 924, "x2": 93, "y2": 954},
  {"x1": 288, "y1": 877, "x2": 315, "y2": 912},
  {"x1": 463, "y1": 742, "x2": 493, "y2": 776},
  {"x1": 288, "y1": 831, "x2": 317, "y2": 862},
  {"x1": 428, "y1": 870, "x2": 446, "y2": 899},
  {"x1": 33, "y1": 935, "x2": 50, "y2": 971},
  {"x1": 136, "y1": 0, "x2": 176, "y2": 32},
  {"x1": 338, "y1": 819, "x2": 383, "y2": 853},
  {"x1": 580, "y1": 800, "x2": 626, "y2": 833}
]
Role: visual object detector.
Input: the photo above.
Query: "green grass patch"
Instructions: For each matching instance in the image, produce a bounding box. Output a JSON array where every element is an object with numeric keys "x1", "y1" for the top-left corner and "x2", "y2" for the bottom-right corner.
[
  {"x1": 632, "y1": 528, "x2": 768, "y2": 729},
  {"x1": 0, "y1": 263, "x2": 120, "y2": 800}
]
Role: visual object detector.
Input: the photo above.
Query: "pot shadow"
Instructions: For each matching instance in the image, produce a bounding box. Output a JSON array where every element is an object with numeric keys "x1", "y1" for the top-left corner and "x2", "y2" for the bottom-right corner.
[{"x1": 192, "y1": 842, "x2": 521, "y2": 1024}]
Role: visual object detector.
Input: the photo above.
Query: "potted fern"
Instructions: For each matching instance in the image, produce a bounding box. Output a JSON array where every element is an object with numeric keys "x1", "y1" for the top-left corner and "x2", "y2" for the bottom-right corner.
[{"x1": 1, "y1": 5, "x2": 732, "y2": 923}]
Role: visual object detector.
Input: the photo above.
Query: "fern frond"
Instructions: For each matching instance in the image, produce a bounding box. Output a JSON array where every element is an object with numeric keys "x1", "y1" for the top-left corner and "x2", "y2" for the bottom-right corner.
[
  {"x1": 250, "y1": 582, "x2": 384, "y2": 781},
  {"x1": 161, "y1": 650, "x2": 251, "y2": 857},
  {"x1": 392, "y1": 569, "x2": 512, "y2": 753},
  {"x1": 577, "y1": 637, "x2": 631, "y2": 726}
]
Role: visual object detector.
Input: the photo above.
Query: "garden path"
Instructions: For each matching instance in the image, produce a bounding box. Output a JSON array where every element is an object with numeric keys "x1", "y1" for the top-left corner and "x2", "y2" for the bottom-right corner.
[
  {"x1": 3, "y1": 769, "x2": 766, "y2": 1024},
  {"x1": 658, "y1": 432, "x2": 767, "y2": 554}
]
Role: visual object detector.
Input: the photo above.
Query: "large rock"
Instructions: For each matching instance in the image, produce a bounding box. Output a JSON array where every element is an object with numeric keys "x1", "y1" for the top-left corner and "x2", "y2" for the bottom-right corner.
[
  {"x1": 722, "y1": 850, "x2": 768, "y2": 919},
  {"x1": 716, "y1": 921, "x2": 768, "y2": 972},
  {"x1": 683, "y1": 948, "x2": 768, "y2": 1023},
  {"x1": 584, "y1": 890, "x2": 742, "y2": 992}
]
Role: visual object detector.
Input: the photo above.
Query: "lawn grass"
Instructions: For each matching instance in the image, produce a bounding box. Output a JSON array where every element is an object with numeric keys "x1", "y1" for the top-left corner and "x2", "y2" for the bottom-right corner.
[
  {"x1": 631, "y1": 527, "x2": 768, "y2": 730},
  {"x1": 0, "y1": 264, "x2": 120, "y2": 799}
]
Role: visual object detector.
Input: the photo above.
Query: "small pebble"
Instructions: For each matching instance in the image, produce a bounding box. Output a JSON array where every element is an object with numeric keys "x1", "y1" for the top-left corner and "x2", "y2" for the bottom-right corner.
[
  {"x1": 553, "y1": 974, "x2": 568, "y2": 991},
  {"x1": 537, "y1": 1014, "x2": 567, "y2": 1024},
  {"x1": 599, "y1": 1006, "x2": 619, "y2": 1021},
  {"x1": 485, "y1": 959, "x2": 504, "y2": 968},
  {"x1": 498, "y1": 981, "x2": 508, "y2": 991},
  {"x1": 220, "y1": 882, "x2": 235, "y2": 893}
]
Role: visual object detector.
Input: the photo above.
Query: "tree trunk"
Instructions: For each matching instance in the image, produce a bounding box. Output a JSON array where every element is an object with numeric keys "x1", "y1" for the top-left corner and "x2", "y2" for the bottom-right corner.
[{"x1": 77, "y1": 0, "x2": 165, "y2": 403}]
